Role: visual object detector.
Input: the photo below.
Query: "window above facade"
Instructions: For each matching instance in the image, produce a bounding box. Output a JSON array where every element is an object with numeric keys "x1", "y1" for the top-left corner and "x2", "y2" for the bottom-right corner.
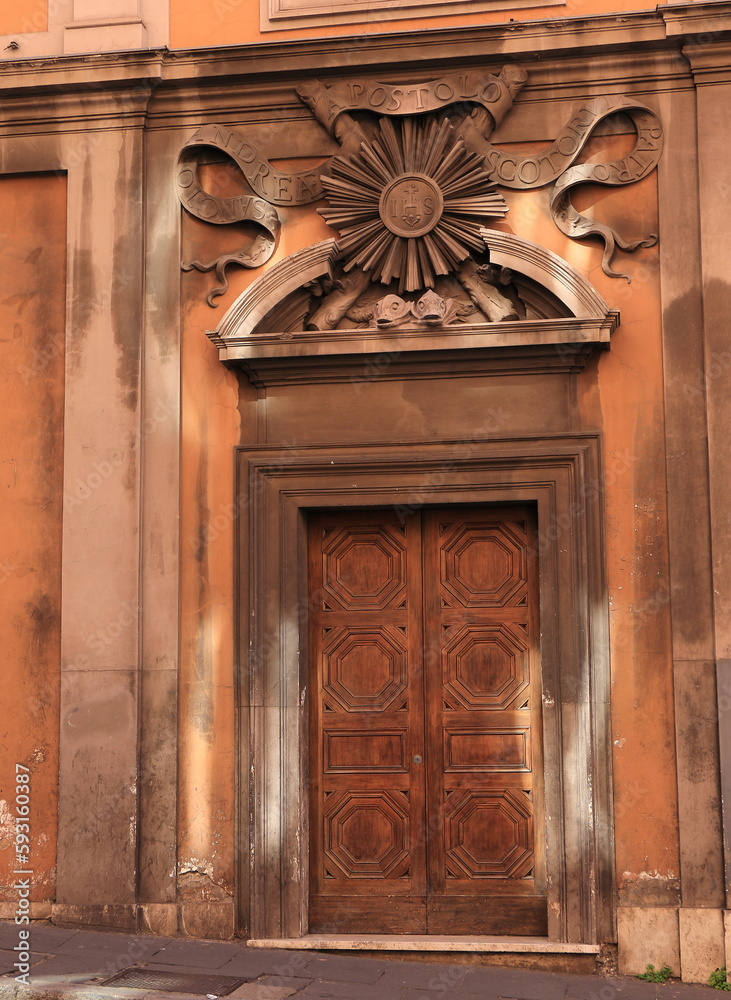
[{"x1": 261, "y1": 0, "x2": 565, "y2": 32}]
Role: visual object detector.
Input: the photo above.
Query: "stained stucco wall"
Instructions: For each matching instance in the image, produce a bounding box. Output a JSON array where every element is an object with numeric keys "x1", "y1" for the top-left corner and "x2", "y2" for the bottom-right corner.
[{"x1": 0, "y1": 172, "x2": 66, "y2": 909}]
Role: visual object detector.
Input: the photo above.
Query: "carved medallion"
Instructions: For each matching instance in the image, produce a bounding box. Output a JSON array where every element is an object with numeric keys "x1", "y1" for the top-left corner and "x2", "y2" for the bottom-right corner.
[
  {"x1": 379, "y1": 175, "x2": 443, "y2": 238},
  {"x1": 318, "y1": 117, "x2": 508, "y2": 293}
]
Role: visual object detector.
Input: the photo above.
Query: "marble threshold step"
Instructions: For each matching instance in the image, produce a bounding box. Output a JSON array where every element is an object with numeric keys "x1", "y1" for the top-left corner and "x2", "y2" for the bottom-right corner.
[{"x1": 247, "y1": 935, "x2": 601, "y2": 953}]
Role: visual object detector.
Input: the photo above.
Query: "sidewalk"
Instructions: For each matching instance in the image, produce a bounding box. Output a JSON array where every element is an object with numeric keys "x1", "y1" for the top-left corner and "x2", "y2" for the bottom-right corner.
[{"x1": 0, "y1": 923, "x2": 716, "y2": 1000}]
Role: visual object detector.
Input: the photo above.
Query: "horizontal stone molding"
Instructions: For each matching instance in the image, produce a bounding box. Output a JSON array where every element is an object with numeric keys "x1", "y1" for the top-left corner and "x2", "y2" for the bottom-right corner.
[
  {"x1": 0, "y1": 7, "x2": 730, "y2": 99},
  {"x1": 218, "y1": 325, "x2": 615, "y2": 387}
]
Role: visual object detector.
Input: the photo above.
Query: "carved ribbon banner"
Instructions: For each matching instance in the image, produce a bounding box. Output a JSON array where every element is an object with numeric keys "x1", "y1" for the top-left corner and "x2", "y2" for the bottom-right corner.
[
  {"x1": 296, "y1": 66, "x2": 528, "y2": 137},
  {"x1": 178, "y1": 126, "x2": 296, "y2": 305},
  {"x1": 459, "y1": 94, "x2": 663, "y2": 278}
]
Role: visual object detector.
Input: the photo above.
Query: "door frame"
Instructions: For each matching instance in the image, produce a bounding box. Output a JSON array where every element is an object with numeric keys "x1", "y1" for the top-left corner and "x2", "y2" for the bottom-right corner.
[{"x1": 236, "y1": 434, "x2": 613, "y2": 944}]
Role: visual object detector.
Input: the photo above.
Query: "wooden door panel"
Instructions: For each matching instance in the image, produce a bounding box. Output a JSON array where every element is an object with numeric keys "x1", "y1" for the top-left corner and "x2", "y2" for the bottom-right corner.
[
  {"x1": 423, "y1": 508, "x2": 546, "y2": 933},
  {"x1": 311, "y1": 895, "x2": 427, "y2": 934},
  {"x1": 427, "y1": 895, "x2": 548, "y2": 936},
  {"x1": 437, "y1": 519, "x2": 529, "y2": 610},
  {"x1": 440, "y1": 623, "x2": 531, "y2": 711},
  {"x1": 321, "y1": 626, "x2": 409, "y2": 713},
  {"x1": 309, "y1": 506, "x2": 545, "y2": 935},
  {"x1": 319, "y1": 522, "x2": 408, "y2": 612},
  {"x1": 309, "y1": 510, "x2": 426, "y2": 933},
  {"x1": 442, "y1": 714, "x2": 533, "y2": 774}
]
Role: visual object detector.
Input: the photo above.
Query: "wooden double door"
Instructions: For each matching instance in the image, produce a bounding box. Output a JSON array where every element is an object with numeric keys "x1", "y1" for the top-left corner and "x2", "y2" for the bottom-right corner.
[{"x1": 308, "y1": 505, "x2": 546, "y2": 935}]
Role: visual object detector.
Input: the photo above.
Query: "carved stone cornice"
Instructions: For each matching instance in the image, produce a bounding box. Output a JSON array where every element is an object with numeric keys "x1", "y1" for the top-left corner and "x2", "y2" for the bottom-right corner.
[
  {"x1": 660, "y1": 2, "x2": 731, "y2": 39},
  {"x1": 661, "y1": 0, "x2": 731, "y2": 84},
  {"x1": 213, "y1": 317, "x2": 617, "y2": 387},
  {"x1": 0, "y1": 50, "x2": 166, "y2": 97},
  {"x1": 0, "y1": 52, "x2": 166, "y2": 132},
  {"x1": 0, "y1": 6, "x2": 729, "y2": 105}
]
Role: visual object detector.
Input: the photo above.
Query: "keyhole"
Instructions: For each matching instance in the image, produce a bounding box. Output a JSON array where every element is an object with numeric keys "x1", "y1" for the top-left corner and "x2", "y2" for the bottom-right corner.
[{"x1": 413, "y1": 754, "x2": 423, "y2": 764}]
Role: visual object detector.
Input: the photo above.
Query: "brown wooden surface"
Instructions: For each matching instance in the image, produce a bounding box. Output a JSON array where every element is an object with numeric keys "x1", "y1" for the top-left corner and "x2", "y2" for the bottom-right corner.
[{"x1": 309, "y1": 506, "x2": 545, "y2": 934}]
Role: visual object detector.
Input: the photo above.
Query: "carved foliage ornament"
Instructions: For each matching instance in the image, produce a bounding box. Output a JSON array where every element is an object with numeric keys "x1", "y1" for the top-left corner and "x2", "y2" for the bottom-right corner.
[{"x1": 177, "y1": 66, "x2": 663, "y2": 305}]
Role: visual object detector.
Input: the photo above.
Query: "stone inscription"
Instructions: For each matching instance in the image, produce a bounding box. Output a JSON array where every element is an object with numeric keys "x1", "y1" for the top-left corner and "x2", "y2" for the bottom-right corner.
[
  {"x1": 296, "y1": 69, "x2": 526, "y2": 136},
  {"x1": 177, "y1": 123, "x2": 323, "y2": 212},
  {"x1": 459, "y1": 94, "x2": 663, "y2": 192}
]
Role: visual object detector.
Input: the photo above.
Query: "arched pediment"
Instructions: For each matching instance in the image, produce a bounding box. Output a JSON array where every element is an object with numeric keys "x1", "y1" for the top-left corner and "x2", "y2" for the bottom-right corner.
[{"x1": 208, "y1": 234, "x2": 618, "y2": 386}]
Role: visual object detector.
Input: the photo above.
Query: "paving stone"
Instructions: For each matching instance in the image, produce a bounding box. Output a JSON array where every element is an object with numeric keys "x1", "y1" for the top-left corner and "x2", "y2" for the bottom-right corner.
[
  {"x1": 256, "y1": 974, "x2": 316, "y2": 990},
  {"x1": 0, "y1": 926, "x2": 43, "y2": 953},
  {"x1": 377, "y1": 958, "x2": 466, "y2": 991},
  {"x1": 46, "y1": 944, "x2": 164, "y2": 981},
  {"x1": 136, "y1": 961, "x2": 252, "y2": 979},
  {"x1": 297, "y1": 978, "x2": 404, "y2": 1000},
  {"x1": 18, "y1": 954, "x2": 107, "y2": 983},
  {"x1": 0, "y1": 947, "x2": 49, "y2": 969},
  {"x1": 564, "y1": 977, "x2": 713, "y2": 1000},
  {"x1": 53, "y1": 930, "x2": 169, "y2": 966},
  {"x1": 302, "y1": 953, "x2": 387, "y2": 984},
  {"x1": 401, "y1": 988, "x2": 500, "y2": 1000},
  {"x1": 462, "y1": 966, "x2": 569, "y2": 1000},
  {"x1": 218, "y1": 951, "x2": 315, "y2": 979},
  {"x1": 148, "y1": 938, "x2": 244, "y2": 969},
  {"x1": 0, "y1": 926, "x2": 718, "y2": 1000},
  {"x1": 228, "y1": 985, "x2": 300, "y2": 1000},
  {"x1": 22, "y1": 925, "x2": 80, "y2": 949},
  {"x1": 655, "y1": 986, "x2": 719, "y2": 1000},
  {"x1": 0, "y1": 928, "x2": 18, "y2": 951}
]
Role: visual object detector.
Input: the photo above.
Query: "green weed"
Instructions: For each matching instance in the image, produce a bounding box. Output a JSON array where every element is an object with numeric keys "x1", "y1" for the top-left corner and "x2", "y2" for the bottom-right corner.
[
  {"x1": 637, "y1": 964, "x2": 673, "y2": 983},
  {"x1": 708, "y1": 968, "x2": 731, "y2": 991}
]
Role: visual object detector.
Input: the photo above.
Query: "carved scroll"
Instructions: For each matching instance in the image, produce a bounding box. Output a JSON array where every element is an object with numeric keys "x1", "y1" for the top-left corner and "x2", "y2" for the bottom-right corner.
[
  {"x1": 177, "y1": 126, "x2": 286, "y2": 304},
  {"x1": 459, "y1": 95, "x2": 663, "y2": 280},
  {"x1": 177, "y1": 123, "x2": 324, "y2": 207}
]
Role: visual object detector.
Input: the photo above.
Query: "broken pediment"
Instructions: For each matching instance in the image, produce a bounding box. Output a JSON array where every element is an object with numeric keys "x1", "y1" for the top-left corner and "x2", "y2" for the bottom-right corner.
[{"x1": 206, "y1": 232, "x2": 619, "y2": 387}]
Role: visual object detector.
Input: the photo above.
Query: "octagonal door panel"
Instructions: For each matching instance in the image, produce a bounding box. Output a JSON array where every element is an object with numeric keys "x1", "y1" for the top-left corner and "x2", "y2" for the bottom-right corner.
[{"x1": 308, "y1": 507, "x2": 545, "y2": 935}]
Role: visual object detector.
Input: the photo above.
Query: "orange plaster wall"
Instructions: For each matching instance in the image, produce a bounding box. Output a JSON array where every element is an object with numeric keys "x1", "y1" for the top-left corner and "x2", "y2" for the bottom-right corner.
[
  {"x1": 171, "y1": 0, "x2": 656, "y2": 49},
  {"x1": 494, "y1": 138, "x2": 679, "y2": 892},
  {"x1": 177, "y1": 160, "x2": 333, "y2": 914},
  {"x1": 178, "y1": 164, "x2": 244, "y2": 907},
  {"x1": 0, "y1": 173, "x2": 66, "y2": 903},
  {"x1": 595, "y1": 246, "x2": 675, "y2": 898},
  {"x1": 581, "y1": 180, "x2": 679, "y2": 897},
  {"x1": 0, "y1": 0, "x2": 47, "y2": 34}
]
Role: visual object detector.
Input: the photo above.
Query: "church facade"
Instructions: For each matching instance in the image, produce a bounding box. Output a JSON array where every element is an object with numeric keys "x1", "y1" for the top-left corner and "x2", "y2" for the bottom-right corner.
[{"x1": 0, "y1": 0, "x2": 730, "y2": 983}]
